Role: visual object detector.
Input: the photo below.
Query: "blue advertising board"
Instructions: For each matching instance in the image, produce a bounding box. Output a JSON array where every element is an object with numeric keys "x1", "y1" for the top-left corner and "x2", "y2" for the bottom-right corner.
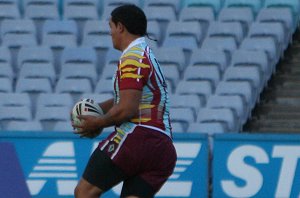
[
  {"x1": 0, "y1": 132, "x2": 209, "y2": 198},
  {"x1": 213, "y1": 134, "x2": 300, "y2": 198}
]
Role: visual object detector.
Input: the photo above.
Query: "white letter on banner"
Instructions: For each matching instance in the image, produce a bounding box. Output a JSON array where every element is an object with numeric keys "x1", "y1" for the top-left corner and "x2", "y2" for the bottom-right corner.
[
  {"x1": 272, "y1": 146, "x2": 300, "y2": 198},
  {"x1": 221, "y1": 145, "x2": 269, "y2": 197}
]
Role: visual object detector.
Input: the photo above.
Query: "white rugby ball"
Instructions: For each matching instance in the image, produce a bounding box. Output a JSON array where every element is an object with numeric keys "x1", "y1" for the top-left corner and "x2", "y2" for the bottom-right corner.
[{"x1": 71, "y1": 98, "x2": 104, "y2": 131}]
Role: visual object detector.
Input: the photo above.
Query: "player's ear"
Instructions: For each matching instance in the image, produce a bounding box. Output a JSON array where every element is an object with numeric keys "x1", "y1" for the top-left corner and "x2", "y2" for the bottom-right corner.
[{"x1": 117, "y1": 22, "x2": 125, "y2": 33}]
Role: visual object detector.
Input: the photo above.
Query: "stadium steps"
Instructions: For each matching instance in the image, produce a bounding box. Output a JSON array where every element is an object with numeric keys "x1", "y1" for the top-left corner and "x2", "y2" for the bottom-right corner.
[{"x1": 244, "y1": 30, "x2": 300, "y2": 133}]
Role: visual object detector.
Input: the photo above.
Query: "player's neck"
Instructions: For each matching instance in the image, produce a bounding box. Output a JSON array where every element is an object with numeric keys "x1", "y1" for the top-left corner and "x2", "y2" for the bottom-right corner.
[{"x1": 120, "y1": 34, "x2": 140, "y2": 52}]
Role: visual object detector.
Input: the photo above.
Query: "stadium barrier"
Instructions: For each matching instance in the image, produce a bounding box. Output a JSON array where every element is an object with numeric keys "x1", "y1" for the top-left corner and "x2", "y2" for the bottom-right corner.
[{"x1": 1, "y1": 132, "x2": 300, "y2": 197}]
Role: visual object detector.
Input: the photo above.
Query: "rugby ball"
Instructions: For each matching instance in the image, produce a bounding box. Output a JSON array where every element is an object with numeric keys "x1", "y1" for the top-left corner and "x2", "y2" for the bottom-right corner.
[{"x1": 71, "y1": 98, "x2": 104, "y2": 132}]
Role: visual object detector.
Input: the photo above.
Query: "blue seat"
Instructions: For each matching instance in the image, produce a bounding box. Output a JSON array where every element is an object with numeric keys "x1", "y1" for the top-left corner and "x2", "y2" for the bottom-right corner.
[
  {"x1": 169, "y1": 94, "x2": 202, "y2": 116},
  {"x1": 197, "y1": 107, "x2": 239, "y2": 132},
  {"x1": 42, "y1": 20, "x2": 78, "y2": 48},
  {"x1": 60, "y1": 47, "x2": 98, "y2": 85},
  {"x1": 18, "y1": 46, "x2": 53, "y2": 68},
  {"x1": 63, "y1": 0, "x2": 99, "y2": 21},
  {"x1": 101, "y1": 63, "x2": 117, "y2": 80},
  {"x1": 215, "y1": 81, "x2": 255, "y2": 110},
  {"x1": 175, "y1": 81, "x2": 213, "y2": 106},
  {"x1": 218, "y1": 7, "x2": 254, "y2": 35},
  {"x1": 53, "y1": 121, "x2": 73, "y2": 132},
  {"x1": 0, "y1": 0, "x2": 20, "y2": 21},
  {"x1": 144, "y1": 6, "x2": 177, "y2": 23},
  {"x1": 183, "y1": 0, "x2": 223, "y2": 16},
  {"x1": 80, "y1": 93, "x2": 113, "y2": 103},
  {"x1": 187, "y1": 122, "x2": 227, "y2": 134},
  {"x1": 55, "y1": 78, "x2": 93, "y2": 99},
  {"x1": 94, "y1": 79, "x2": 114, "y2": 95},
  {"x1": 171, "y1": 122, "x2": 185, "y2": 133},
  {"x1": 207, "y1": 95, "x2": 248, "y2": 127},
  {"x1": 256, "y1": 8, "x2": 294, "y2": 36},
  {"x1": 81, "y1": 20, "x2": 112, "y2": 49},
  {"x1": 155, "y1": 47, "x2": 186, "y2": 72},
  {"x1": 37, "y1": 93, "x2": 73, "y2": 109},
  {"x1": 1, "y1": 19, "x2": 37, "y2": 48},
  {"x1": 248, "y1": 22, "x2": 287, "y2": 54},
  {"x1": 201, "y1": 37, "x2": 237, "y2": 64},
  {"x1": 103, "y1": 0, "x2": 141, "y2": 8},
  {"x1": 183, "y1": 66, "x2": 221, "y2": 90},
  {"x1": 240, "y1": 37, "x2": 279, "y2": 72},
  {"x1": 144, "y1": 0, "x2": 181, "y2": 15},
  {"x1": 170, "y1": 107, "x2": 195, "y2": 131},
  {"x1": 207, "y1": 21, "x2": 244, "y2": 45},
  {"x1": 0, "y1": 47, "x2": 13, "y2": 80},
  {"x1": 0, "y1": 93, "x2": 31, "y2": 108},
  {"x1": 161, "y1": 65, "x2": 180, "y2": 91},
  {"x1": 146, "y1": 21, "x2": 161, "y2": 46},
  {"x1": 15, "y1": 78, "x2": 53, "y2": 94},
  {"x1": 6, "y1": 120, "x2": 43, "y2": 131},
  {"x1": 224, "y1": 0, "x2": 263, "y2": 16},
  {"x1": 0, "y1": 106, "x2": 32, "y2": 123},
  {"x1": 231, "y1": 49, "x2": 270, "y2": 86},
  {"x1": 264, "y1": 0, "x2": 299, "y2": 32},
  {"x1": 0, "y1": 77, "x2": 12, "y2": 93},
  {"x1": 190, "y1": 49, "x2": 227, "y2": 73}
]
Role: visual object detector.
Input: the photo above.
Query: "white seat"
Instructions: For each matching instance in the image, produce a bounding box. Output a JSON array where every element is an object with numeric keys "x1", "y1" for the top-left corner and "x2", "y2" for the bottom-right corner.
[
  {"x1": 175, "y1": 81, "x2": 213, "y2": 106},
  {"x1": 187, "y1": 122, "x2": 227, "y2": 134},
  {"x1": 197, "y1": 107, "x2": 239, "y2": 132},
  {"x1": 0, "y1": 106, "x2": 32, "y2": 122},
  {"x1": 183, "y1": 65, "x2": 221, "y2": 89},
  {"x1": 161, "y1": 65, "x2": 180, "y2": 91},
  {"x1": 1, "y1": 19, "x2": 37, "y2": 47},
  {"x1": 63, "y1": 0, "x2": 99, "y2": 21},
  {"x1": 0, "y1": 77, "x2": 12, "y2": 93},
  {"x1": 224, "y1": 0, "x2": 263, "y2": 16},
  {"x1": 0, "y1": 93, "x2": 31, "y2": 108},
  {"x1": 184, "y1": 0, "x2": 223, "y2": 15},
  {"x1": 15, "y1": 78, "x2": 52, "y2": 94},
  {"x1": 18, "y1": 46, "x2": 53, "y2": 68},
  {"x1": 55, "y1": 78, "x2": 93, "y2": 95},
  {"x1": 190, "y1": 49, "x2": 227, "y2": 72},
  {"x1": 37, "y1": 93, "x2": 73, "y2": 109},
  {"x1": 144, "y1": 6, "x2": 177, "y2": 23},
  {"x1": 19, "y1": 63, "x2": 56, "y2": 85},
  {"x1": 144, "y1": 0, "x2": 181, "y2": 14},
  {"x1": 6, "y1": 120, "x2": 43, "y2": 131},
  {"x1": 0, "y1": 47, "x2": 13, "y2": 80},
  {"x1": 0, "y1": 0, "x2": 20, "y2": 21},
  {"x1": 101, "y1": 63, "x2": 117, "y2": 80},
  {"x1": 146, "y1": 21, "x2": 161, "y2": 45},
  {"x1": 154, "y1": 47, "x2": 185, "y2": 72},
  {"x1": 163, "y1": 33, "x2": 199, "y2": 52},
  {"x1": 94, "y1": 79, "x2": 114, "y2": 95}
]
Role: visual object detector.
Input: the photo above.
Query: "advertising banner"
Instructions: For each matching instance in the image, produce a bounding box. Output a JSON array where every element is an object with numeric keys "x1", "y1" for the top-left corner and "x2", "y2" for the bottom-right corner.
[
  {"x1": 213, "y1": 134, "x2": 300, "y2": 198},
  {"x1": 0, "y1": 132, "x2": 209, "y2": 198}
]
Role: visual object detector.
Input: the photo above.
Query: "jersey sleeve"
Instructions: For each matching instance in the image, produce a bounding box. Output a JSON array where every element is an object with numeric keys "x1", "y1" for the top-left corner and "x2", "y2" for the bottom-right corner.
[{"x1": 118, "y1": 51, "x2": 151, "y2": 90}]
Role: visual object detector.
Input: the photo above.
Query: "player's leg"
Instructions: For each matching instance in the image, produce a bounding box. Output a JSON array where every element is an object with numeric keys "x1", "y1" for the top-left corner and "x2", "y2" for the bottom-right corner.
[{"x1": 75, "y1": 178, "x2": 102, "y2": 198}]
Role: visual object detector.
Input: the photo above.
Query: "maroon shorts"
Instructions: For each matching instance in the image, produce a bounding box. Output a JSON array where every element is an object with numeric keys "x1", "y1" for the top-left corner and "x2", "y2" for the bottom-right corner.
[{"x1": 88, "y1": 126, "x2": 177, "y2": 196}]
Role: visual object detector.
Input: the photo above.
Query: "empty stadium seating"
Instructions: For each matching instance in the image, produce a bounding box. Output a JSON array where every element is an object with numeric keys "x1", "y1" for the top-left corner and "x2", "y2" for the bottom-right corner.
[{"x1": 0, "y1": 0, "x2": 299, "y2": 133}]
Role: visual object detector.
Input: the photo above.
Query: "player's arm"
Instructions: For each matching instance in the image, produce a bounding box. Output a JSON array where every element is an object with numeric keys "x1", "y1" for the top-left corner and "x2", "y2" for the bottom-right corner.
[
  {"x1": 74, "y1": 89, "x2": 141, "y2": 136},
  {"x1": 98, "y1": 98, "x2": 114, "y2": 114}
]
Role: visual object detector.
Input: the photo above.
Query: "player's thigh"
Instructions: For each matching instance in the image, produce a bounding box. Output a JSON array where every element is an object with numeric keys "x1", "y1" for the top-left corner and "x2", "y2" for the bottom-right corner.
[{"x1": 121, "y1": 176, "x2": 156, "y2": 198}]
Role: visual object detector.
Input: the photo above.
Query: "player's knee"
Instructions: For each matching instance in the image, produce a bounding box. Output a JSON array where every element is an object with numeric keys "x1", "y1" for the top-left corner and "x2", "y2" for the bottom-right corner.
[{"x1": 74, "y1": 182, "x2": 102, "y2": 198}]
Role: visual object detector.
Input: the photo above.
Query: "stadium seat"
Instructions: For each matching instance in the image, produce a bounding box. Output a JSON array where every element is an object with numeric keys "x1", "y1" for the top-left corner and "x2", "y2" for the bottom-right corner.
[
  {"x1": 224, "y1": 0, "x2": 263, "y2": 16},
  {"x1": 201, "y1": 37, "x2": 237, "y2": 64},
  {"x1": 81, "y1": 20, "x2": 112, "y2": 50},
  {"x1": 256, "y1": 8, "x2": 294, "y2": 36},
  {"x1": 6, "y1": 120, "x2": 43, "y2": 131},
  {"x1": 207, "y1": 21, "x2": 244, "y2": 46},
  {"x1": 103, "y1": 0, "x2": 141, "y2": 8},
  {"x1": 1, "y1": 19, "x2": 37, "y2": 48},
  {"x1": 169, "y1": 94, "x2": 202, "y2": 116},
  {"x1": 187, "y1": 122, "x2": 227, "y2": 134},
  {"x1": 144, "y1": 6, "x2": 177, "y2": 24},
  {"x1": 217, "y1": 7, "x2": 254, "y2": 35},
  {"x1": 0, "y1": 47, "x2": 13, "y2": 80},
  {"x1": 154, "y1": 47, "x2": 186, "y2": 72},
  {"x1": 15, "y1": 78, "x2": 53, "y2": 95},
  {"x1": 183, "y1": 0, "x2": 223, "y2": 15},
  {"x1": 248, "y1": 22, "x2": 287, "y2": 54},
  {"x1": 0, "y1": 93, "x2": 31, "y2": 108},
  {"x1": 63, "y1": 0, "x2": 99, "y2": 21},
  {"x1": 171, "y1": 122, "x2": 185, "y2": 133},
  {"x1": 264, "y1": 0, "x2": 299, "y2": 32},
  {"x1": 215, "y1": 81, "x2": 255, "y2": 110},
  {"x1": 197, "y1": 107, "x2": 239, "y2": 132},
  {"x1": 36, "y1": 93, "x2": 73, "y2": 109},
  {"x1": 18, "y1": 46, "x2": 53, "y2": 69},
  {"x1": 183, "y1": 66, "x2": 221, "y2": 89},
  {"x1": 35, "y1": 106, "x2": 70, "y2": 131},
  {"x1": 175, "y1": 81, "x2": 213, "y2": 106},
  {"x1": 105, "y1": 48, "x2": 121, "y2": 65},
  {"x1": 94, "y1": 79, "x2": 114, "y2": 95},
  {"x1": 0, "y1": 0, "x2": 20, "y2": 22},
  {"x1": 240, "y1": 37, "x2": 279, "y2": 72},
  {"x1": 80, "y1": 93, "x2": 113, "y2": 103},
  {"x1": 0, "y1": 106, "x2": 32, "y2": 122},
  {"x1": 60, "y1": 47, "x2": 98, "y2": 85},
  {"x1": 231, "y1": 49, "x2": 270, "y2": 85},
  {"x1": 0, "y1": 77, "x2": 13, "y2": 93},
  {"x1": 101, "y1": 4, "x2": 117, "y2": 21},
  {"x1": 101, "y1": 63, "x2": 117, "y2": 80},
  {"x1": 146, "y1": 21, "x2": 161, "y2": 46},
  {"x1": 190, "y1": 49, "x2": 227, "y2": 73},
  {"x1": 161, "y1": 65, "x2": 180, "y2": 91},
  {"x1": 170, "y1": 107, "x2": 195, "y2": 131},
  {"x1": 53, "y1": 121, "x2": 73, "y2": 132},
  {"x1": 144, "y1": 0, "x2": 181, "y2": 14},
  {"x1": 223, "y1": 66, "x2": 263, "y2": 98},
  {"x1": 207, "y1": 94, "x2": 249, "y2": 127}
]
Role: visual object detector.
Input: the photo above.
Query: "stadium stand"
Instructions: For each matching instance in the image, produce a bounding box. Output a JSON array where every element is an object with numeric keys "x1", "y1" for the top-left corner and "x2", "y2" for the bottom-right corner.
[{"x1": 0, "y1": 0, "x2": 299, "y2": 134}]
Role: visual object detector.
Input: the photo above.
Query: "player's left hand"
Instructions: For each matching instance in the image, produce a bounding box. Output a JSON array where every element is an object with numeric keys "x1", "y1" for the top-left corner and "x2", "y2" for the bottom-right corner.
[{"x1": 72, "y1": 115, "x2": 103, "y2": 138}]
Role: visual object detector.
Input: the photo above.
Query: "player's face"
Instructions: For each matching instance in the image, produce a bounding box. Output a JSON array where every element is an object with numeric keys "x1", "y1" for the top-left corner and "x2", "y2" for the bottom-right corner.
[{"x1": 109, "y1": 18, "x2": 121, "y2": 50}]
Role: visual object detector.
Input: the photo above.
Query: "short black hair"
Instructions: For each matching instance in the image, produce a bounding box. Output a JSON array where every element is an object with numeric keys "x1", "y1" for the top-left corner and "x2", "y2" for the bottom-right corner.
[{"x1": 111, "y1": 4, "x2": 147, "y2": 36}]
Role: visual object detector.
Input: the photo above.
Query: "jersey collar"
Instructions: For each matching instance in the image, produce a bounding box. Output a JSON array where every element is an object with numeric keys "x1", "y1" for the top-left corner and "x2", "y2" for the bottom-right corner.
[{"x1": 122, "y1": 37, "x2": 146, "y2": 56}]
